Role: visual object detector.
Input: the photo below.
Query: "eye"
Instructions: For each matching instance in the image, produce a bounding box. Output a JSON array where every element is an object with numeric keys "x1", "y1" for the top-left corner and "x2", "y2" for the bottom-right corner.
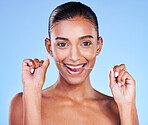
[
  {"x1": 57, "y1": 42, "x2": 68, "y2": 47},
  {"x1": 81, "y1": 41, "x2": 92, "y2": 46}
]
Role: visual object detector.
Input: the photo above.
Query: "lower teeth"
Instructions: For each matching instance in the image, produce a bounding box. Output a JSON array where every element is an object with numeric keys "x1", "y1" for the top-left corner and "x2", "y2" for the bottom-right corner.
[{"x1": 65, "y1": 63, "x2": 86, "y2": 72}]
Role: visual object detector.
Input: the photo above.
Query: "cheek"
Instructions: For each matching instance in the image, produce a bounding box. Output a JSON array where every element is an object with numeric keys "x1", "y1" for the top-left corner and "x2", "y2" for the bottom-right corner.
[
  {"x1": 52, "y1": 46, "x2": 69, "y2": 61},
  {"x1": 81, "y1": 47, "x2": 97, "y2": 60}
]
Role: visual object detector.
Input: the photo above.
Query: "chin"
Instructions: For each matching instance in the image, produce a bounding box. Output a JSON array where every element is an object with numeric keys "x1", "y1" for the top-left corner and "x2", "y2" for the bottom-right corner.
[{"x1": 59, "y1": 72, "x2": 90, "y2": 86}]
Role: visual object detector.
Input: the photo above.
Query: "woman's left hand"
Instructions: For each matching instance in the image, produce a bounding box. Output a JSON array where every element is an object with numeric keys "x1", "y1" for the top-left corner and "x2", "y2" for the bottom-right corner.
[{"x1": 110, "y1": 64, "x2": 136, "y2": 105}]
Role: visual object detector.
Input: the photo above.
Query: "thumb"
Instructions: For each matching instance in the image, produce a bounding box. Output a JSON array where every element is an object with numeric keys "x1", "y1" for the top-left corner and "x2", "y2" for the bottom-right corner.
[
  {"x1": 42, "y1": 56, "x2": 50, "y2": 72},
  {"x1": 109, "y1": 67, "x2": 117, "y2": 89}
]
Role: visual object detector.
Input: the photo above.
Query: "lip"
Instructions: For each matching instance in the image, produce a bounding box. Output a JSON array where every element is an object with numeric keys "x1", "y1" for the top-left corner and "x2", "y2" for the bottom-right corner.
[{"x1": 64, "y1": 63, "x2": 87, "y2": 75}]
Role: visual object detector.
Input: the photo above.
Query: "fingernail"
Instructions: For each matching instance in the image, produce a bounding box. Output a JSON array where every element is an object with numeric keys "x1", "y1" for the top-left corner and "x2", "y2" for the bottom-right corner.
[
  {"x1": 115, "y1": 72, "x2": 119, "y2": 77},
  {"x1": 121, "y1": 81, "x2": 124, "y2": 85},
  {"x1": 46, "y1": 56, "x2": 49, "y2": 60},
  {"x1": 118, "y1": 82, "x2": 122, "y2": 87},
  {"x1": 30, "y1": 61, "x2": 33, "y2": 66},
  {"x1": 30, "y1": 69, "x2": 34, "y2": 74}
]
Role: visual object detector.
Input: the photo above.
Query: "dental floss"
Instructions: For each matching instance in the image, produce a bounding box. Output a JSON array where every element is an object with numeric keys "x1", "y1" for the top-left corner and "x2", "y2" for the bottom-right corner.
[{"x1": 30, "y1": 61, "x2": 109, "y2": 70}]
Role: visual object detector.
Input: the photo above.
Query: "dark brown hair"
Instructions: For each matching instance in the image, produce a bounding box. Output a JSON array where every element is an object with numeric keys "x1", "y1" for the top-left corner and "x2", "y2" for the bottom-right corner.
[{"x1": 48, "y1": 2, "x2": 99, "y2": 37}]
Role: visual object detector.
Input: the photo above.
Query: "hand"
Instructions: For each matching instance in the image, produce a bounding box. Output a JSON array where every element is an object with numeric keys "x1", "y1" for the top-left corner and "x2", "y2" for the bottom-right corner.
[
  {"x1": 21, "y1": 56, "x2": 49, "y2": 89},
  {"x1": 109, "y1": 64, "x2": 136, "y2": 105}
]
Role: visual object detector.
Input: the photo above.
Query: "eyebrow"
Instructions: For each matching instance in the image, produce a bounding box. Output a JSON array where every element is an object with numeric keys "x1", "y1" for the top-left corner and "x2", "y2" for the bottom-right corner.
[
  {"x1": 55, "y1": 35, "x2": 94, "y2": 41},
  {"x1": 55, "y1": 37, "x2": 68, "y2": 41},
  {"x1": 79, "y1": 35, "x2": 94, "y2": 40}
]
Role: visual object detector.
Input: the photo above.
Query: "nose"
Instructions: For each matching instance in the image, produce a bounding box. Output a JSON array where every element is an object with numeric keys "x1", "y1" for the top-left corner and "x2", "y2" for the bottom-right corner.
[{"x1": 69, "y1": 45, "x2": 81, "y2": 62}]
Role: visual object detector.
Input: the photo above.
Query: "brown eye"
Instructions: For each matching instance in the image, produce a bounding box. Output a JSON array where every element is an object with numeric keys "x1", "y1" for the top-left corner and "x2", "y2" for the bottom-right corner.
[
  {"x1": 57, "y1": 42, "x2": 68, "y2": 47},
  {"x1": 81, "y1": 41, "x2": 92, "y2": 46}
]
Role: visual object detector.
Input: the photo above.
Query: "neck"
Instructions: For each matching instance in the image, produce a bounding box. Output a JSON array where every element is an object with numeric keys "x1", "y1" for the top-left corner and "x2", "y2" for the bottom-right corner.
[{"x1": 54, "y1": 74, "x2": 95, "y2": 102}]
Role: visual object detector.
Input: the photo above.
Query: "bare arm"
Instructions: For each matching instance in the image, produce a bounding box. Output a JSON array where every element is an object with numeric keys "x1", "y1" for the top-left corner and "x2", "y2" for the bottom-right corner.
[
  {"x1": 23, "y1": 87, "x2": 42, "y2": 125},
  {"x1": 118, "y1": 103, "x2": 139, "y2": 125},
  {"x1": 21, "y1": 56, "x2": 49, "y2": 125},
  {"x1": 110, "y1": 64, "x2": 139, "y2": 125},
  {"x1": 9, "y1": 93, "x2": 23, "y2": 125},
  {"x1": 9, "y1": 90, "x2": 43, "y2": 125}
]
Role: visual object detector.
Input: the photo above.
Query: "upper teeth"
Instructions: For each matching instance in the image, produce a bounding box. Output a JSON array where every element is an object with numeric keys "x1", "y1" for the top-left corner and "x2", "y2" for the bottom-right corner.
[{"x1": 66, "y1": 64, "x2": 84, "y2": 69}]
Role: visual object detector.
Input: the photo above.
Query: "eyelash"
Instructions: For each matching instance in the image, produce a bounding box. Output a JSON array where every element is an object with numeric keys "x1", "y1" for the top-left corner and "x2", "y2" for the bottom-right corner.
[
  {"x1": 81, "y1": 41, "x2": 92, "y2": 46},
  {"x1": 57, "y1": 42, "x2": 68, "y2": 47},
  {"x1": 57, "y1": 41, "x2": 92, "y2": 47}
]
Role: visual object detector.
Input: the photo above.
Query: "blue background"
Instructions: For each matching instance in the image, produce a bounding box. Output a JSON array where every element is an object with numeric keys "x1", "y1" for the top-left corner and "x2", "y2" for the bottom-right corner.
[{"x1": 0, "y1": 0, "x2": 148, "y2": 124}]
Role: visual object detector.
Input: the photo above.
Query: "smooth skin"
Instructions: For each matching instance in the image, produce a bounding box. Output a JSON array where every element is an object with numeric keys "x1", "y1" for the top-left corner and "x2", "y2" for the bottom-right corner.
[{"x1": 9, "y1": 17, "x2": 139, "y2": 125}]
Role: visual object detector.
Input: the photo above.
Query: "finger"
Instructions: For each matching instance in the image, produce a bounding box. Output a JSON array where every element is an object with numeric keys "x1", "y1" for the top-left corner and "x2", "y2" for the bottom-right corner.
[
  {"x1": 113, "y1": 64, "x2": 126, "y2": 75},
  {"x1": 22, "y1": 59, "x2": 35, "y2": 69},
  {"x1": 39, "y1": 60, "x2": 44, "y2": 67},
  {"x1": 117, "y1": 69, "x2": 126, "y2": 86},
  {"x1": 22, "y1": 59, "x2": 32, "y2": 67},
  {"x1": 121, "y1": 71, "x2": 134, "y2": 85},
  {"x1": 28, "y1": 60, "x2": 35, "y2": 74},
  {"x1": 113, "y1": 64, "x2": 127, "y2": 85},
  {"x1": 109, "y1": 67, "x2": 117, "y2": 88},
  {"x1": 22, "y1": 59, "x2": 35, "y2": 74},
  {"x1": 41, "y1": 56, "x2": 50, "y2": 72},
  {"x1": 34, "y1": 58, "x2": 40, "y2": 69},
  {"x1": 113, "y1": 65, "x2": 119, "y2": 79}
]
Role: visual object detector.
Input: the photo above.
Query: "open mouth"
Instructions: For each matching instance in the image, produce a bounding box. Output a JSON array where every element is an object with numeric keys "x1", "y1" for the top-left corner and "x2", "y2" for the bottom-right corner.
[{"x1": 64, "y1": 63, "x2": 87, "y2": 74}]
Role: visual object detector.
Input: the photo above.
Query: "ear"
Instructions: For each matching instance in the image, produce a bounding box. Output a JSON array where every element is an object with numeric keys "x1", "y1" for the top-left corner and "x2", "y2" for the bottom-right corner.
[
  {"x1": 45, "y1": 38, "x2": 53, "y2": 57},
  {"x1": 96, "y1": 37, "x2": 103, "y2": 56}
]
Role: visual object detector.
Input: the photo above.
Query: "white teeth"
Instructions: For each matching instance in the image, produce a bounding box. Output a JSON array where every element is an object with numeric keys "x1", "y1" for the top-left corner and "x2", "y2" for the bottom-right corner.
[{"x1": 66, "y1": 64, "x2": 84, "y2": 69}]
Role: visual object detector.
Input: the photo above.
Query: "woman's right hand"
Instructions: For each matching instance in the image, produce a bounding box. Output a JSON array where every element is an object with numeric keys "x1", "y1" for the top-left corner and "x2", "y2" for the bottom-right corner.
[{"x1": 21, "y1": 56, "x2": 49, "y2": 90}]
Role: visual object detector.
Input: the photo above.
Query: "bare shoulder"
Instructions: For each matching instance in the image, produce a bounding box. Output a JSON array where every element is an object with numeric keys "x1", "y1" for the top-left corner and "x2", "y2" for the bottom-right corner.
[
  {"x1": 42, "y1": 84, "x2": 56, "y2": 97},
  {"x1": 9, "y1": 92, "x2": 23, "y2": 125},
  {"x1": 94, "y1": 89, "x2": 118, "y2": 108},
  {"x1": 94, "y1": 89, "x2": 120, "y2": 123}
]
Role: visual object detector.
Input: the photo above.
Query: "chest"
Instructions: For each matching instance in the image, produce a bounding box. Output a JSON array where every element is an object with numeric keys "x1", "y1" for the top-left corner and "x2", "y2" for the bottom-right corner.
[{"x1": 41, "y1": 100, "x2": 119, "y2": 125}]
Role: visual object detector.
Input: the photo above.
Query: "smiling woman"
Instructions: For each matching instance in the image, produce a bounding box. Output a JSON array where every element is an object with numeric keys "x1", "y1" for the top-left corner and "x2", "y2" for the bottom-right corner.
[{"x1": 9, "y1": 2, "x2": 139, "y2": 125}]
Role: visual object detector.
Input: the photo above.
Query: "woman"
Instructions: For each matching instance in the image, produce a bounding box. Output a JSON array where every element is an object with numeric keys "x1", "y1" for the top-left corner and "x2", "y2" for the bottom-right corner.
[{"x1": 9, "y1": 2, "x2": 139, "y2": 125}]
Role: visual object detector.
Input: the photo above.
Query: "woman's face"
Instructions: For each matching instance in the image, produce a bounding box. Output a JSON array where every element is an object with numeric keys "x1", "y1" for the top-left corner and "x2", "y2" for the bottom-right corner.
[{"x1": 47, "y1": 16, "x2": 102, "y2": 85}]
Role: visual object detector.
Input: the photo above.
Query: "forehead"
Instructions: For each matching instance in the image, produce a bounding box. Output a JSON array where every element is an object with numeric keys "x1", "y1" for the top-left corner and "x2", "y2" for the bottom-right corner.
[{"x1": 50, "y1": 17, "x2": 97, "y2": 39}]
